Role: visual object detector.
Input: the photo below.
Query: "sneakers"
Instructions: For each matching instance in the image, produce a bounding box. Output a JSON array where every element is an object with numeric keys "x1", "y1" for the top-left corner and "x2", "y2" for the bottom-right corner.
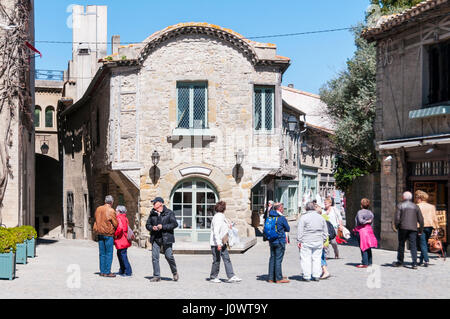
[
  {"x1": 227, "y1": 276, "x2": 242, "y2": 283},
  {"x1": 210, "y1": 277, "x2": 222, "y2": 283},
  {"x1": 311, "y1": 277, "x2": 320, "y2": 282},
  {"x1": 392, "y1": 261, "x2": 403, "y2": 267},
  {"x1": 150, "y1": 277, "x2": 161, "y2": 282},
  {"x1": 173, "y1": 273, "x2": 179, "y2": 281},
  {"x1": 104, "y1": 273, "x2": 116, "y2": 278},
  {"x1": 421, "y1": 262, "x2": 429, "y2": 268},
  {"x1": 411, "y1": 265, "x2": 418, "y2": 270},
  {"x1": 301, "y1": 277, "x2": 310, "y2": 282},
  {"x1": 356, "y1": 264, "x2": 369, "y2": 268}
]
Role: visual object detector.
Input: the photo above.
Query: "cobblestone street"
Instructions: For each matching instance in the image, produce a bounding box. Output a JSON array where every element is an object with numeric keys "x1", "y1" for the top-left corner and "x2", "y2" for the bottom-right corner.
[{"x1": 1, "y1": 222, "x2": 449, "y2": 299}]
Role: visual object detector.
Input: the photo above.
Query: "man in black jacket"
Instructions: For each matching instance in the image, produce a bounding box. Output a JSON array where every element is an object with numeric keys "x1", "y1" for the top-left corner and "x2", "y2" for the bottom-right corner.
[
  {"x1": 146, "y1": 197, "x2": 179, "y2": 282},
  {"x1": 393, "y1": 191, "x2": 424, "y2": 269}
]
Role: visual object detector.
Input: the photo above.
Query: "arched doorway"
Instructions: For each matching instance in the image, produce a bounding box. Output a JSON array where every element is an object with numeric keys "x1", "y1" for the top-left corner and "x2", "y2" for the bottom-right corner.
[
  {"x1": 35, "y1": 154, "x2": 62, "y2": 237},
  {"x1": 170, "y1": 178, "x2": 219, "y2": 242}
]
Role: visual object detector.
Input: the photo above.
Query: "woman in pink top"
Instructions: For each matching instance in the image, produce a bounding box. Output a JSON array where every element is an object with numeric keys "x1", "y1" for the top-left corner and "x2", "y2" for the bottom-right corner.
[
  {"x1": 114, "y1": 205, "x2": 132, "y2": 276},
  {"x1": 353, "y1": 198, "x2": 378, "y2": 268}
]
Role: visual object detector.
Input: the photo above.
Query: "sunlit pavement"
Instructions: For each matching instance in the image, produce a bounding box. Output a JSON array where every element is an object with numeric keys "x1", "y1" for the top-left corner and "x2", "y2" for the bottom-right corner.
[{"x1": 1, "y1": 221, "x2": 449, "y2": 299}]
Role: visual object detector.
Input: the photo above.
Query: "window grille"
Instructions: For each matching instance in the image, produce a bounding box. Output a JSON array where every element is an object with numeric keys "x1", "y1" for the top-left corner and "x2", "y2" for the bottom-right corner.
[
  {"x1": 177, "y1": 83, "x2": 207, "y2": 129},
  {"x1": 254, "y1": 87, "x2": 274, "y2": 131}
]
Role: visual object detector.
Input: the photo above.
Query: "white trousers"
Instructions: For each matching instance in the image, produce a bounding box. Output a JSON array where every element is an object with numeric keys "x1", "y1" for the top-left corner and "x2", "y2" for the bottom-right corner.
[{"x1": 300, "y1": 242, "x2": 323, "y2": 279}]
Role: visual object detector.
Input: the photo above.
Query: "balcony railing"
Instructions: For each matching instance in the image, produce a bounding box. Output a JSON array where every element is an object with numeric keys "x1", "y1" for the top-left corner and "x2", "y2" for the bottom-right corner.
[{"x1": 35, "y1": 70, "x2": 64, "y2": 81}]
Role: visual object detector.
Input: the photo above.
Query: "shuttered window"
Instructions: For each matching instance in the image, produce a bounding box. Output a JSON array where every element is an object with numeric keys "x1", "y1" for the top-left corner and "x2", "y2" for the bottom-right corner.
[
  {"x1": 254, "y1": 87, "x2": 274, "y2": 131},
  {"x1": 177, "y1": 83, "x2": 207, "y2": 129}
]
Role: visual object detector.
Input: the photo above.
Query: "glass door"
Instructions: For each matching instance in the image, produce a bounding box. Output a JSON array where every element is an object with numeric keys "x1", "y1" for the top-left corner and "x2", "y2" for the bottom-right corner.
[{"x1": 171, "y1": 179, "x2": 218, "y2": 242}]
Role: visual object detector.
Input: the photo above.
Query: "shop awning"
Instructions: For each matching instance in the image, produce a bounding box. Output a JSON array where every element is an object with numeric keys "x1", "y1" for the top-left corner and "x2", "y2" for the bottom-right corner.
[
  {"x1": 377, "y1": 134, "x2": 450, "y2": 150},
  {"x1": 251, "y1": 166, "x2": 279, "y2": 188},
  {"x1": 409, "y1": 105, "x2": 450, "y2": 119}
]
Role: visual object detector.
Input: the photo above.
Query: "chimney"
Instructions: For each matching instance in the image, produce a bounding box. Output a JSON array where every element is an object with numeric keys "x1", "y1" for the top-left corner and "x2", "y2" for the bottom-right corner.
[{"x1": 112, "y1": 35, "x2": 120, "y2": 55}]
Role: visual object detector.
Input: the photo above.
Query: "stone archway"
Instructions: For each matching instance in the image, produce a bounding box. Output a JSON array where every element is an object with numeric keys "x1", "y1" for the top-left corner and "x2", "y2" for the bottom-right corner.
[{"x1": 35, "y1": 154, "x2": 62, "y2": 237}]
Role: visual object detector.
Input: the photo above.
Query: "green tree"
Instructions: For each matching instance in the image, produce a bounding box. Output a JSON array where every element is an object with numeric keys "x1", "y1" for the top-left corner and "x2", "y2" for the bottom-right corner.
[
  {"x1": 320, "y1": 0, "x2": 423, "y2": 191},
  {"x1": 320, "y1": 25, "x2": 377, "y2": 192}
]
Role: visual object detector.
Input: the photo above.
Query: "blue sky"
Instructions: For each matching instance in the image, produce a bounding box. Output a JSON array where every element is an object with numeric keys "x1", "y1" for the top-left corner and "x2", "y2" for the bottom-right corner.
[{"x1": 34, "y1": 0, "x2": 370, "y2": 94}]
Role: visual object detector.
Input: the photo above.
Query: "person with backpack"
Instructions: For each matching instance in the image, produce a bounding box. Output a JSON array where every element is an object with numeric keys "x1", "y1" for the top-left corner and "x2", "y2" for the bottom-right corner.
[
  {"x1": 265, "y1": 203, "x2": 290, "y2": 283},
  {"x1": 114, "y1": 205, "x2": 133, "y2": 277},
  {"x1": 297, "y1": 202, "x2": 329, "y2": 282}
]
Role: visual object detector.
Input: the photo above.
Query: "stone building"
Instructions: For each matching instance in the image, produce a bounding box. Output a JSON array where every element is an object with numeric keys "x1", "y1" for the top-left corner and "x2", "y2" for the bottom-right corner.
[
  {"x1": 363, "y1": 0, "x2": 450, "y2": 251},
  {"x1": 0, "y1": 0, "x2": 35, "y2": 228},
  {"x1": 281, "y1": 86, "x2": 339, "y2": 211},
  {"x1": 34, "y1": 77, "x2": 63, "y2": 237},
  {"x1": 58, "y1": 22, "x2": 295, "y2": 246}
]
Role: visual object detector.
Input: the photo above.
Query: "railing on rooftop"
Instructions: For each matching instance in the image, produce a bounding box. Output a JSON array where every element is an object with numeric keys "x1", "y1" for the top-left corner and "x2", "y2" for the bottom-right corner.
[{"x1": 35, "y1": 70, "x2": 64, "y2": 81}]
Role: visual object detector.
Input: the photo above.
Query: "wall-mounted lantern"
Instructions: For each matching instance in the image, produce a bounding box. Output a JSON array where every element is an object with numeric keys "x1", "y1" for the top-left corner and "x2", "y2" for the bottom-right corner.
[
  {"x1": 383, "y1": 155, "x2": 393, "y2": 175},
  {"x1": 287, "y1": 115, "x2": 298, "y2": 133},
  {"x1": 40, "y1": 142, "x2": 49, "y2": 155},
  {"x1": 151, "y1": 150, "x2": 160, "y2": 166},
  {"x1": 235, "y1": 149, "x2": 244, "y2": 166}
]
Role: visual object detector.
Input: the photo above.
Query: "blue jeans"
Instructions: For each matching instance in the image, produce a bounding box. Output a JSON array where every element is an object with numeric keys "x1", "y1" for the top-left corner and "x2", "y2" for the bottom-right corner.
[
  {"x1": 117, "y1": 248, "x2": 132, "y2": 276},
  {"x1": 268, "y1": 243, "x2": 285, "y2": 281},
  {"x1": 98, "y1": 235, "x2": 114, "y2": 275},
  {"x1": 321, "y1": 248, "x2": 327, "y2": 267},
  {"x1": 356, "y1": 232, "x2": 373, "y2": 265},
  {"x1": 419, "y1": 227, "x2": 433, "y2": 263}
]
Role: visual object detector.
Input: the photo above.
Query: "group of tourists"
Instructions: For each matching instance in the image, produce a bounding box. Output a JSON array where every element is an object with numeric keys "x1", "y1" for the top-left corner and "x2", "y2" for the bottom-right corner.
[
  {"x1": 91, "y1": 188, "x2": 440, "y2": 282},
  {"x1": 264, "y1": 198, "x2": 348, "y2": 283}
]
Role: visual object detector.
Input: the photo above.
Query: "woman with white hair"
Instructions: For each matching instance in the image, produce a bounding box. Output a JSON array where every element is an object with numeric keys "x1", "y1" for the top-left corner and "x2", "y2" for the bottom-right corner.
[
  {"x1": 297, "y1": 202, "x2": 329, "y2": 281},
  {"x1": 114, "y1": 205, "x2": 133, "y2": 277}
]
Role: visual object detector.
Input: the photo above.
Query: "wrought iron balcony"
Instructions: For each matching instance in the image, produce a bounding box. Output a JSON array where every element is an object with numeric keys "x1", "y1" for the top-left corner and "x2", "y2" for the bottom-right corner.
[{"x1": 35, "y1": 69, "x2": 64, "y2": 81}]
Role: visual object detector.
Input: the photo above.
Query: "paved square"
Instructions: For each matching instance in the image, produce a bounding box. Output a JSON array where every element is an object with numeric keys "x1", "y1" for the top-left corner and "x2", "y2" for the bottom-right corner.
[{"x1": 1, "y1": 222, "x2": 449, "y2": 299}]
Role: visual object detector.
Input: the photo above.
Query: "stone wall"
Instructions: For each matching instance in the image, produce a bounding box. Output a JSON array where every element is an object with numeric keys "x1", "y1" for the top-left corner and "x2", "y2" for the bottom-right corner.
[
  {"x1": 346, "y1": 172, "x2": 381, "y2": 238},
  {"x1": 109, "y1": 34, "x2": 284, "y2": 241}
]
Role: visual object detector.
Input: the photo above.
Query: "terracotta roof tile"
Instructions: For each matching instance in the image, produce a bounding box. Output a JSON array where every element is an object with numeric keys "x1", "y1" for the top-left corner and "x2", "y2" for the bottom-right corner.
[{"x1": 362, "y1": 0, "x2": 449, "y2": 40}]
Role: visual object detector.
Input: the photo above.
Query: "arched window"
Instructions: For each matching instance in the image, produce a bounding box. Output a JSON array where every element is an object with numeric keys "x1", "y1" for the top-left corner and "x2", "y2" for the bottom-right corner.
[
  {"x1": 45, "y1": 106, "x2": 54, "y2": 128},
  {"x1": 34, "y1": 106, "x2": 41, "y2": 128},
  {"x1": 171, "y1": 179, "x2": 218, "y2": 230}
]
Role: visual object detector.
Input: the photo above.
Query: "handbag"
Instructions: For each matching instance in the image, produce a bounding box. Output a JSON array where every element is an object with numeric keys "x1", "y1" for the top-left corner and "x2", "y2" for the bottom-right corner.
[
  {"x1": 127, "y1": 225, "x2": 135, "y2": 242},
  {"x1": 428, "y1": 234, "x2": 446, "y2": 260}
]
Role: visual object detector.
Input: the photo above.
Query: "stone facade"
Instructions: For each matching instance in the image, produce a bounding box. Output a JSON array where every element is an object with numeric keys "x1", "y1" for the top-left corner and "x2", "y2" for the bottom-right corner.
[
  {"x1": 0, "y1": 0, "x2": 35, "y2": 228},
  {"x1": 59, "y1": 23, "x2": 291, "y2": 245},
  {"x1": 363, "y1": 1, "x2": 450, "y2": 251},
  {"x1": 34, "y1": 80, "x2": 63, "y2": 237}
]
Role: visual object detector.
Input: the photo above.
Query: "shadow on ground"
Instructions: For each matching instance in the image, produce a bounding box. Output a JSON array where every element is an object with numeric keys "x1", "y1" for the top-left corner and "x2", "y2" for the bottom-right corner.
[{"x1": 37, "y1": 238, "x2": 58, "y2": 245}]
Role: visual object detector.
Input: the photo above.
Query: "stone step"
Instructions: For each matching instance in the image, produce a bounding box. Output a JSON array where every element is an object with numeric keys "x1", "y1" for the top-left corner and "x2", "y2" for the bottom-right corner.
[{"x1": 172, "y1": 237, "x2": 257, "y2": 255}]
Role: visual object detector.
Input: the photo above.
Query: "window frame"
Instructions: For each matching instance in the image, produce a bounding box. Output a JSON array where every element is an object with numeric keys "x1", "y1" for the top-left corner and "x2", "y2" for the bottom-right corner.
[
  {"x1": 253, "y1": 86, "x2": 275, "y2": 133},
  {"x1": 424, "y1": 39, "x2": 450, "y2": 106},
  {"x1": 176, "y1": 82, "x2": 208, "y2": 131},
  {"x1": 45, "y1": 106, "x2": 55, "y2": 128},
  {"x1": 34, "y1": 105, "x2": 41, "y2": 128}
]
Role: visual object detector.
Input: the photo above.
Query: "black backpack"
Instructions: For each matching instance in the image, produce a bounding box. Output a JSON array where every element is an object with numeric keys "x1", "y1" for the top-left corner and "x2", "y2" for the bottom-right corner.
[{"x1": 326, "y1": 221, "x2": 336, "y2": 240}]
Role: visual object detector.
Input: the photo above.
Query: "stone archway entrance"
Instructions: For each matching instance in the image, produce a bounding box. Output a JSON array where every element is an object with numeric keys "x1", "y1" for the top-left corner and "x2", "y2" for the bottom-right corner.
[{"x1": 35, "y1": 154, "x2": 62, "y2": 237}]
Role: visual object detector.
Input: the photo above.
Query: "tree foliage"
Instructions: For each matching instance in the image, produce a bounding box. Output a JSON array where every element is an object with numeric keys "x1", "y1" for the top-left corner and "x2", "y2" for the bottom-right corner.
[
  {"x1": 371, "y1": 0, "x2": 422, "y2": 13},
  {"x1": 320, "y1": 25, "x2": 377, "y2": 192},
  {"x1": 320, "y1": 0, "x2": 422, "y2": 191}
]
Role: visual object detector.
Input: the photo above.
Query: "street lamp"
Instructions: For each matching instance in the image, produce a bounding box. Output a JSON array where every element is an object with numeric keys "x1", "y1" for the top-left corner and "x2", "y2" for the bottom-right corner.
[
  {"x1": 287, "y1": 115, "x2": 298, "y2": 133},
  {"x1": 151, "y1": 150, "x2": 160, "y2": 182},
  {"x1": 235, "y1": 149, "x2": 244, "y2": 166},
  {"x1": 40, "y1": 142, "x2": 49, "y2": 155},
  {"x1": 151, "y1": 150, "x2": 160, "y2": 166}
]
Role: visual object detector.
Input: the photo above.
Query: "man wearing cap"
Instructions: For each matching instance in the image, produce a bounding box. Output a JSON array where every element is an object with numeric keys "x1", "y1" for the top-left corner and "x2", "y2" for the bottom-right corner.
[{"x1": 146, "y1": 197, "x2": 179, "y2": 282}]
